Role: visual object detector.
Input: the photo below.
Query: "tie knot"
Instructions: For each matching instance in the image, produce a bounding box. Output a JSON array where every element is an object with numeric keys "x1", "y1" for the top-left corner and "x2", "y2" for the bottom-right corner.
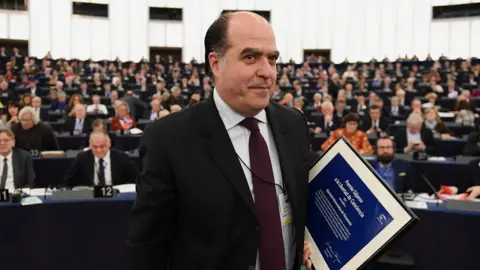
[
  {"x1": 239, "y1": 117, "x2": 259, "y2": 132},
  {"x1": 3, "y1": 158, "x2": 7, "y2": 163}
]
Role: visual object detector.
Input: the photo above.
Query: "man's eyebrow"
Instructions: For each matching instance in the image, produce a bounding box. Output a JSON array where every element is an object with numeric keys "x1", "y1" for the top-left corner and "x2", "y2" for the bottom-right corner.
[{"x1": 240, "y1": 48, "x2": 280, "y2": 57}]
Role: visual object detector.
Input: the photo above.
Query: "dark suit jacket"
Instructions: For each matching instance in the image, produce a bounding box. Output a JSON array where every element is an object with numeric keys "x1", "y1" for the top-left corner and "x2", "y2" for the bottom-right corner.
[
  {"x1": 314, "y1": 114, "x2": 340, "y2": 133},
  {"x1": 120, "y1": 96, "x2": 149, "y2": 119},
  {"x1": 127, "y1": 96, "x2": 311, "y2": 270},
  {"x1": 463, "y1": 132, "x2": 480, "y2": 157},
  {"x1": 387, "y1": 106, "x2": 406, "y2": 118},
  {"x1": 65, "y1": 117, "x2": 93, "y2": 135},
  {"x1": 64, "y1": 149, "x2": 138, "y2": 187},
  {"x1": 360, "y1": 116, "x2": 390, "y2": 134},
  {"x1": 11, "y1": 148, "x2": 35, "y2": 188},
  {"x1": 393, "y1": 127, "x2": 435, "y2": 154}
]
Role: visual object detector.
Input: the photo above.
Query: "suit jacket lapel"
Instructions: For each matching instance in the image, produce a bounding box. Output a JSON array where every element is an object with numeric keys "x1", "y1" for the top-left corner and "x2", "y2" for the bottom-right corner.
[
  {"x1": 87, "y1": 151, "x2": 95, "y2": 186},
  {"x1": 12, "y1": 150, "x2": 20, "y2": 188},
  {"x1": 199, "y1": 96, "x2": 258, "y2": 221},
  {"x1": 265, "y1": 103, "x2": 299, "y2": 225}
]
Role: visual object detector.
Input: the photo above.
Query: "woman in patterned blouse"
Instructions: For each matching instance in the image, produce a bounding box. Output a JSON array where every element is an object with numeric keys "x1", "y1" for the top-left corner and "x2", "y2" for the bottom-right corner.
[{"x1": 321, "y1": 113, "x2": 373, "y2": 155}]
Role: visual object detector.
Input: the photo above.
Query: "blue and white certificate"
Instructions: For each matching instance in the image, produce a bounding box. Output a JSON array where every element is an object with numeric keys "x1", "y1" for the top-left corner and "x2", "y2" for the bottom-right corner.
[{"x1": 306, "y1": 137, "x2": 416, "y2": 270}]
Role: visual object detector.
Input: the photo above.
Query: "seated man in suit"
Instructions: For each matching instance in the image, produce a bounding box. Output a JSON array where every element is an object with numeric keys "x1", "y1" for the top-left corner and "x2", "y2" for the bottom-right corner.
[
  {"x1": 393, "y1": 113, "x2": 435, "y2": 154},
  {"x1": 86, "y1": 95, "x2": 108, "y2": 115},
  {"x1": 0, "y1": 127, "x2": 35, "y2": 190},
  {"x1": 314, "y1": 101, "x2": 338, "y2": 134},
  {"x1": 65, "y1": 104, "x2": 92, "y2": 135},
  {"x1": 361, "y1": 105, "x2": 390, "y2": 135},
  {"x1": 11, "y1": 106, "x2": 60, "y2": 153},
  {"x1": 374, "y1": 136, "x2": 410, "y2": 193},
  {"x1": 354, "y1": 93, "x2": 368, "y2": 116},
  {"x1": 388, "y1": 96, "x2": 405, "y2": 117},
  {"x1": 64, "y1": 131, "x2": 138, "y2": 187},
  {"x1": 144, "y1": 99, "x2": 162, "y2": 121},
  {"x1": 31, "y1": 96, "x2": 49, "y2": 121}
]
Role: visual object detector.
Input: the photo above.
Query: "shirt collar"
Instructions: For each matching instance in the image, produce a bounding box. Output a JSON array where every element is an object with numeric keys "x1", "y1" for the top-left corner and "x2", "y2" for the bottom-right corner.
[
  {"x1": 94, "y1": 150, "x2": 110, "y2": 163},
  {"x1": 0, "y1": 151, "x2": 12, "y2": 160},
  {"x1": 213, "y1": 88, "x2": 267, "y2": 130}
]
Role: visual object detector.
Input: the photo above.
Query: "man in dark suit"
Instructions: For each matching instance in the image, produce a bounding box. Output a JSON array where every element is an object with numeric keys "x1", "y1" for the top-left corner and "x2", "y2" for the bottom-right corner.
[
  {"x1": 120, "y1": 90, "x2": 149, "y2": 120},
  {"x1": 361, "y1": 105, "x2": 390, "y2": 135},
  {"x1": 313, "y1": 101, "x2": 339, "y2": 134},
  {"x1": 64, "y1": 131, "x2": 138, "y2": 187},
  {"x1": 0, "y1": 128, "x2": 35, "y2": 190},
  {"x1": 127, "y1": 11, "x2": 313, "y2": 270},
  {"x1": 393, "y1": 113, "x2": 435, "y2": 154},
  {"x1": 374, "y1": 137, "x2": 410, "y2": 193},
  {"x1": 388, "y1": 96, "x2": 405, "y2": 117},
  {"x1": 32, "y1": 96, "x2": 49, "y2": 122},
  {"x1": 143, "y1": 99, "x2": 162, "y2": 120},
  {"x1": 65, "y1": 104, "x2": 92, "y2": 135}
]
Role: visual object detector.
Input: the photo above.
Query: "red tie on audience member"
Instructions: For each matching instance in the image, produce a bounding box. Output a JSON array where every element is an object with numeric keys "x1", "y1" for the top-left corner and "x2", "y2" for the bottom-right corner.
[{"x1": 239, "y1": 117, "x2": 286, "y2": 270}]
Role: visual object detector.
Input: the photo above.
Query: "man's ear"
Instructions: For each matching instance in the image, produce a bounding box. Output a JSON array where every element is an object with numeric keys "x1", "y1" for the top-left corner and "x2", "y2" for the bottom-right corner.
[{"x1": 208, "y1": 52, "x2": 221, "y2": 78}]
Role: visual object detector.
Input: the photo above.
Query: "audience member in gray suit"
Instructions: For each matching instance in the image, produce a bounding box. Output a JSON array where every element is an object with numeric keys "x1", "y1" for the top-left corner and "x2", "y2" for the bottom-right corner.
[
  {"x1": 0, "y1": 127, "x2": 35, "y2": 190},
  {"x1": 120, "y1": 90, "x2": 149, "y2": 119}
]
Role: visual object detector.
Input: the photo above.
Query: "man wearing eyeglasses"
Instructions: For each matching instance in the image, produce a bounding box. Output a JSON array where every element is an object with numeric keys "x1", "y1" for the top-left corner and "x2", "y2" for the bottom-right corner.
[{"x1": 374, "y1": 137, "x2": 410, "y2": 193}]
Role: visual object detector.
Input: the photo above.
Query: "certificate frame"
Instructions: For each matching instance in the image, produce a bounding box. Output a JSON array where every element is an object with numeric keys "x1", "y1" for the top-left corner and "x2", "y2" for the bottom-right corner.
[{"x1": 306, "y1": 136, "x2": 418, "y2": 270}]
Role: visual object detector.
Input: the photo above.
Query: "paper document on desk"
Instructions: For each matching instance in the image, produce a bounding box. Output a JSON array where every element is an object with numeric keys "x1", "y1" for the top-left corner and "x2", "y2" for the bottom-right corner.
[{"x1": 114, "y1": 184, "x2": 136, "y2": 193}]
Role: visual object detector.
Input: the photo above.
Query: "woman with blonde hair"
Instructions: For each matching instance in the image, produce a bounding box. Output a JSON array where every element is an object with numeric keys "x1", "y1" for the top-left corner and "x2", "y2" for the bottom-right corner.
[
  {"x1": 110, "y1": 101, "x2": 136, "y2": 131},
  {"x1": 424, "y1": 107, "x2": 454, "y2": 138}
]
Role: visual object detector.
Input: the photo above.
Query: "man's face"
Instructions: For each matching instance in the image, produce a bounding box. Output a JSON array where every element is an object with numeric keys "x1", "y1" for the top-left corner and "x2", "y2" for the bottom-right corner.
[
  {"x1": 32, "y1": 97, "x2": 41, "y2": 108},
  {"x1": 209, "y1": 13, "x2": 278, "y2": 117},
  {"x1": 336, "y1": 102, "x2": 345, "y2": 111},
  {"x1": 151, "y1": 100, "x2": 160, "y2": 111},
  {"x1": 90, "y1": 134, "x2": 111, "y2": 158},
  {"x1": 369, "y1": 108, "x2": 380, "y2": 120},
  {"x1": 412, "y1": 100, "x2": 421, "y2": 110},
  {"x1": 59, "y1": 95, "x2": 66, "y2": 102},
  {"x1": 20, "y1": 112, "x2": 34, "y2": 130},
  {"x1": 323, "y1": 105, "x2": 333, "y2": 115},
  {"x1": 75, "y1": 107, "x2": 86, "y2": 119},
  {"x1": 448, "y1": 81, "x2": 455, "y2": 89},
  {"x1": 93, "y1": 96, "x2": 100, "y2": 104},
  {"x1": 81, "y1": 83, "x2": 87, "y2": 90},
  {"x1": 408, "y1": 123, "x2": 421, "y2": 134},
  {"x1": 104, "y1": 84, "x2": 111, "y2": 91},
  {"x1": 377, "y1": 139, "x2": 394, "y2": 157},
  {"x1": 0, "y1": 133, "x2": 14, "y2": 156},
  {"x1": 391, "y1": 98, "x2": 399, "y2": 106},
  {"x1": 357, "y1": 96, "x2": 365, "y2": 104}
]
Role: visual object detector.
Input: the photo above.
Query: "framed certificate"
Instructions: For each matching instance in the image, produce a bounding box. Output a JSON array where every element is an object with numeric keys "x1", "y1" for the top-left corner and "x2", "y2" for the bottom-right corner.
[{"x1": 305, "y1": 136, "x2": 417, "y2": 270}]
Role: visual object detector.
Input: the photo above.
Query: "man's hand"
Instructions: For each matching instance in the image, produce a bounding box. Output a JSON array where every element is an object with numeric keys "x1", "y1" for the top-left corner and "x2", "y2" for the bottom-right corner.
[
  {"x1": 367, "y1": 128, "x2": 375, "y2": 135},
  {"x1": 303, "y1": 241, "x2": 313, "y2": 270},
  {"x1": 315, "y1": 127, "x2": 322, "y2": 133},
  {"x1": 405, "y1": 142, "x2": 415, "y2": 152},
  {"x1": 414, "y1": 141, "x2": 426, "y2": 151},
  {"x1": 467, "y1": 186, "x2": 480, "y2": 199}
]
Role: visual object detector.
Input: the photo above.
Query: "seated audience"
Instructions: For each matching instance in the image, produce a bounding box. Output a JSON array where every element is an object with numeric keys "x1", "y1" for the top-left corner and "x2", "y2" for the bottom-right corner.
[
  {"x1": 271, "y1": 84, "x2": 285, "y2": 102},
  {"x1": 388, "y1": 96, "x2": 405, "y2": 117},
  {"x1": 20, "y1": 94, "x2": 32, "y2": 108},
  {"x1": 65, "y1": 104, "x2": 92, "y2": 135},
  {"x1": 11, "y1": 106, "x2": 60, "y2": 152},
  {"x1": 321, "y1": 113, "x2": 373, "y2": 155},
  {"x1": 167, "y1": 86, "x2": 186, "y2": 108},
  {"x1": 393, "y1": 113, "x2": 435, "y2": 154},
  {"x1": 314, "y1": 101, "x2": 338, "y2": 134},
  {"x1": 66, "y1": 94, "x2": 84, "y2": 117},
  {"x1": 455, "y1": 99, "x2": 475, "y2": 126},
  {"x1": 293, "y1": 98, "x2": 304, "y2": 112},
  {"x1": 50, "y1": 91, "x2": 68, "y2": 112},
  {"x1": 187, "y1": 93, "x2": 201, "y2": 108},
  {"x1": 170, "y1": 104, "x2": 182, "y2": 113},
  {"x1": 335, "y1": 99, "x2": 348, "y2": 119},
  {"x1": 0, "y1": 127, "x2": 35, "y2": 190},
  {"x1": 409, "y1": 99, "x2": 423, "y2": 115},
  {"x1": 312, "y1": 93, "x2": 322, "y2": 110},
  {"x1": 374, "y1": 137, "x2": 410, "y2": 192},
  {"x1": 144, "y1": 99, "x2": 163, "y2": 120},
  {"x1": 157, "y1": 109, "x2": 170, "y2": 119},
  {"x1": 64, "y1": 131, "x2": 138, "y2": 187},
  {"x1": 111, "y1": 101, "x2": 136, "y2": 131},
  {"x1": 422, "y1": 92, "x2": 438, "y2": 109},
  {"x1": 31, "y1": 96, "x2": 48, "y2": 121},
  {"x1": 86, "y1": 95, "x2": 108, "y2": 115},
  {"x1": 4, "y1": 101, "x2": 19, "y2": 127},
  {"x1": 361, "y1": 105, "x2": 389, "y2": 135},
  {"x1": 424, "y1": 107, "x2": 454, "y2": 138}
]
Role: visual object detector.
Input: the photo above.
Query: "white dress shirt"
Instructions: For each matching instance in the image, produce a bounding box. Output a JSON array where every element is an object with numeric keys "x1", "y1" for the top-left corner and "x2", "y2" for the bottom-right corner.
[
  {"x1": 87, "y1": 104, "x2": 108, "y2": 115},
  {"x1": 0, "y1": 152, "x2": 14, "y2": 191},
  {"x1": 93, "y1": 151, "x2": 112, "y2": 186},
  {"x1": 214, "y1": 90, "x2": 294, "y2": 270}
]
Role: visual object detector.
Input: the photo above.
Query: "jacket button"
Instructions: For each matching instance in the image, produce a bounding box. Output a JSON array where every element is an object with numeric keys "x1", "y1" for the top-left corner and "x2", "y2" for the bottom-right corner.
[{"x1": 254, "y1": 226, "x2": 260, "y2": 232}]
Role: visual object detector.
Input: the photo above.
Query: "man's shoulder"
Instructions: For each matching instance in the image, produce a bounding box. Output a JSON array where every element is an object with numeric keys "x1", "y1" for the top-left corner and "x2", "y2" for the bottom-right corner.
[{"x1": 13, "y1": 148, "x2": 31, "y2": 159}]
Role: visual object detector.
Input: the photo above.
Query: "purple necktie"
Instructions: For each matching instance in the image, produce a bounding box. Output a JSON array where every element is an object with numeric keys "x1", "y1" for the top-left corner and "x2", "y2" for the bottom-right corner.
[{"x1": 240, "y1": 117, "x2": 286, "y2": 270}]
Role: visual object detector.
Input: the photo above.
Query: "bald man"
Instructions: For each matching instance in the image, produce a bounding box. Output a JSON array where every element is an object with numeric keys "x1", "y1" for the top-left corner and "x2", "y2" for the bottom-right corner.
[
  {"x1": 64, "y1": 131, "x2": 138, "y2": 187},
  {"x1": 128, "y1": 11, "x2": 312, "y2": 270}
]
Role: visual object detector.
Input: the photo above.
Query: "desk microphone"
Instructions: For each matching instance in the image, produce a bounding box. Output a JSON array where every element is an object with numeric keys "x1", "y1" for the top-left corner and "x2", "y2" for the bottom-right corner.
[{"x1": 421, "y1": 174, "x2": 442, "y2": 207}]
